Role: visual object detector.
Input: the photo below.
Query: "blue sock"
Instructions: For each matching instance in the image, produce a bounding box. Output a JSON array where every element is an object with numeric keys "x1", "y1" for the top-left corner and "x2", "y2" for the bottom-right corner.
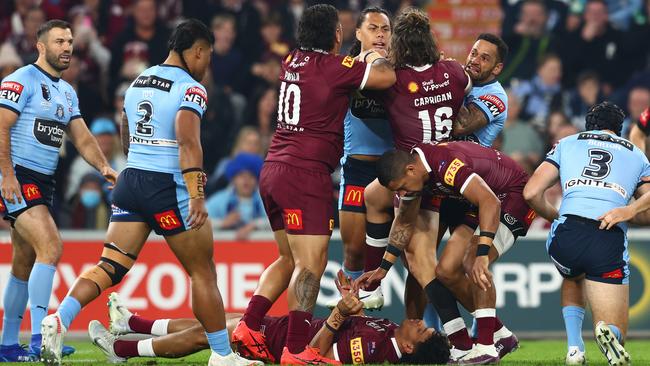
[
  {"x1": 57, "y1": 296, "x2": 81, "y2": 329},
  {"x1": 1, "y1": 274, "x2": 28, "y2": 346},
  {"x1": 423, "y1": 303, "x2": 442, "y2": 332},
  {"x1": 206, "y1": 329, "x2": 232, "y2": 356},
  {"x1": 28, "y1": 263, "x2": 56, "y2": 335},
  {"x1": 342, "y1": 267, "x2": 364, "y2": 281},
  {"x1": 562, "y1": 306, "x2": 585, "y2": 352},
  {"x1": 608, "y1": 324, "x2": 622, "y2": 343}
]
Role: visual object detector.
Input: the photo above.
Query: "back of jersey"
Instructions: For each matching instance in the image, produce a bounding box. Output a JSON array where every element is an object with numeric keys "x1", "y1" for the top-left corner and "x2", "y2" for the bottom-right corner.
[
  {"x1": 124, "y1": 65, "x2": 207, "y2": 174},
  {"x1": 546, "y1": 131, "x2": 650, "y2": 227}
]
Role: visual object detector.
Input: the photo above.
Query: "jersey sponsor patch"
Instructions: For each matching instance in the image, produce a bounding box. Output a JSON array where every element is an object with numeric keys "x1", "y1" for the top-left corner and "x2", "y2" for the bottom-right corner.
[
  {"x1": 564, "y1": 178, "x2": 628, "y2": 199},
  {"x1": 132, "y1": 75, "x2": 174, "y2": 92},
  {"x1": 350, "y1": 337, "x2": 364, "y2": 365},
  {"x1": 343, "y1": 185, "x2": 364, "y2": 207},
  {"x1": 444, "y1": 158, "x2": 465, "y2": 186},
  {"x1": 478, "y1": 94, "x2": 505, "y2": 117},
  {"x1": 22, "y1": 184, "x2": 42, "y2": 201},
  {"x1": 0, "y1": 81, "x2": 24, "y2": 103},
  {"x1": 408, "y1": 81, "x2": 419, "y2": 93},
  {"x1": 602, "y1": 268, "x2": 623, "y2": 279},
  {"x1": 184, "y1": 87, "x2": 207, "y2": 112},
  {"x1": 284, "y1": 209, "x2": 303, "y2": 230},
  {"x1": 154, "y1": 210, "x2": 182, "y2": 230},
  {"x1": 33, "y1": 118, "x2": 65, "y2": 148},
  {"x1": 341, "y1": 55, "x2": 355, "y2": 68}
]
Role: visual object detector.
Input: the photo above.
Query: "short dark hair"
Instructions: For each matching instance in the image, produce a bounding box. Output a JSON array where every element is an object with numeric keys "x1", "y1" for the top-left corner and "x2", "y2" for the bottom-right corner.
[
  {"x1": 577, "y1": 70, "x2": 601, "y2": 85},
  {"x1": 477, "y1": 33, "x2": 509, "y2": 63},
  {"x1": 349, "y1": 6, "x2": 391, "y2": 56},
  {"x1": 377, "y1": 149, "x2": 415, "y2": 187},
  {"x1": 391, "y1": 8, "x2": 440, "y2": 68},
  {"x1": 168, "y1": 18, "x2": 214, "y2": 53},
  {"x1": 585, "y1": 101, "x2": 625, "y2": 136},
  {"x1": 37, "y1": 19, "x2": 71, "y2": 40},
  {"x1": 400, "y1": 332, "x2": 451, "y2": 364},
  {"x1": 297, "y1": 4, "x2": 339, "y2": 52}
]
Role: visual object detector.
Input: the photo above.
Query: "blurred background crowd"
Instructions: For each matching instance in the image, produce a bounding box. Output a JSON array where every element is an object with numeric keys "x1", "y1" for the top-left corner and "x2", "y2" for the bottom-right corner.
[{"x1": 0, "y1": 0, "x2": 649, "y2": 235}]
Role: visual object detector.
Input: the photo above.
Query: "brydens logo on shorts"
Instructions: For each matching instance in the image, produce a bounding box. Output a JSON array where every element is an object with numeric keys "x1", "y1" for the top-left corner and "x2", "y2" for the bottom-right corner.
[
  {"x1": 283, "y1": 209, "x2": 303, "y2": 230},
  {"x1": 343, "y1": 185, "x2": 364, "y2": 207},
  {"x1": 22, "y1": 184, "x2": 41, "y2": 201},
  {"x1": 155, "y1": 210, "x2": 182, "y2": 230}
]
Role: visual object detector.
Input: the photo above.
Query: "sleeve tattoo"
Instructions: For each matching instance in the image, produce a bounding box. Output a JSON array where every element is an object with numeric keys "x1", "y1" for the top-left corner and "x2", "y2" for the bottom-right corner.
[{"x1": 452, "y1": 103, "x2": 489, "y2": 137}]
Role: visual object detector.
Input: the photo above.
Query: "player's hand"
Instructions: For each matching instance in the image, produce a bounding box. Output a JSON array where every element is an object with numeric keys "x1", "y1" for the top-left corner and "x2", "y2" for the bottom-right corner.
[
  {"x1": 354, "y1": 268, "x2": 387, "y2": 291},
  {"x1": 187, "y1": 197, "x2": 208, "y2": 229},
  {"x1": 100, "y1": 166, "x2": 118, "y2": 190},
  {"x1": 335, "y1": 269, "x2": 353, "y2": 297},
  {"x1": 336, "y1": 292, "x2": 363, "y2": 317},
  {"x1": 471, "y1": 255, "x2": 492, "y2": 291},
  {"x1": 0, "y1": 174, "x2": 21, "y2": 204},
  {"x1": 598, "y1": 206, "x2": 635, "y2": 230}
]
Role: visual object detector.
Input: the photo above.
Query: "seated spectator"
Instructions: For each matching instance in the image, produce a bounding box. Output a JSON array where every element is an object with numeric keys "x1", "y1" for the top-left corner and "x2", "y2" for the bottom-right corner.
[
  {"x1": 622, "y1": 86, "x2": 650, "y2": 137},
  {"x1": 563, "y1": 70, "x2": 603, "y2": 130},
  {"x1": 338, "y1": 8, "x2": 357, "y2": 55},
  {"x1": 248, "y1": 87, "x2": 277, "y2": 151},
  {"x1": 512, "y1": 53, "x2": 564, "y2": 130},
  {"x1": 207, "y1": 126, "x2": 263, "y2": 194},
  {"x1": 62, "y1": 54, "x2": 105, "y2": 125},
  {"x1": 1, "y1": 6, "x2": 44, "y2": 65},
  {"x1": 259, "y1": 14, "x2": 291, "y2": 61},
  {"x1": 65, "y1": 117, "x2": 126, "y2": 201},
  {"x1": 61, "y1": 173, "x2": 111, "y2": 230},
  {"x1": 0, "y1": 40, "x2": 22, "y2": 79},
  {"x1": 210, "y1": 13, "x2": 247, "y2": 94},
  {"x1": 546, "y1": 111, "x2": 573, "y2": 142},
  {"x1": 501, "y1": 92, "x2": 545, "y2": 174},
  {"x1": 207, "y1": 153, "x2": 268, "y2": 240}
]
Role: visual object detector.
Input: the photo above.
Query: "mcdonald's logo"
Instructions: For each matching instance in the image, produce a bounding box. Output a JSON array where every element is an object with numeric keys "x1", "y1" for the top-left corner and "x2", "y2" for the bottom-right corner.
[
  {"x1": 22, "y1": 184, "x2": 41, "y2": 201},
  {"x1": 329, "y1": 219, "x2": 334, "y2": 231},
  {"x1": 343, "y1": 185, "x2": 364, "y2": 207},
  {"x1": 154, "y1": 210, "x2": 182, "y2": 230},
  {"x1": 284, "y1": 209, "x2": 303, "y2": 230}
]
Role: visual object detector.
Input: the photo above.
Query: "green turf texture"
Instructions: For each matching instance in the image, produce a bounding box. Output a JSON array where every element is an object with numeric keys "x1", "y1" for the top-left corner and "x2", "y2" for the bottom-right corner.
[{"x1": 4, "y1": 339, "x2": 649, "y2": 365}]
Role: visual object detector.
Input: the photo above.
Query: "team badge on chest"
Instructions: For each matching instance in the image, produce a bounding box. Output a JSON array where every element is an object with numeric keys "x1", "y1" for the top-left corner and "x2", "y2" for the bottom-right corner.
[{"x1": 55, "y1": 104, "x2": 65, "y2": 120}]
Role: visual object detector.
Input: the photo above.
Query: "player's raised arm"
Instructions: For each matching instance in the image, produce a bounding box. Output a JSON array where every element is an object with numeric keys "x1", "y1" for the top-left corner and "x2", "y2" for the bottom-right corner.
[
  {"x1": 67, "y1": 118, "x2": 117, "y2": 187},
  {"x1": 309, "y1": 292, "x2": 363, "y2": 358},
  {"x1": 358, "y1": 50, "x2": 396, "y2": 90},
  {"x1": 175, "y1": 109, "x2": 207, "y2": 229},
  {"x1": 0, "y1": 108, "x2": 20, "y2": 203}
]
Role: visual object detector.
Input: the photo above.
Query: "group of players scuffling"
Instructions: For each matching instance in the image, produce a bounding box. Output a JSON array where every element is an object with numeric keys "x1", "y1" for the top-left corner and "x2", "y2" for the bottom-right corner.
[{"x1": 0, "y1": 3, "x2": 648, "y2": 366}]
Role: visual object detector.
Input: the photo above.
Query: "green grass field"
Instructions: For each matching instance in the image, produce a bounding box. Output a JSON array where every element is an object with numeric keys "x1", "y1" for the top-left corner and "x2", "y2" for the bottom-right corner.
[{"x1": 4, "y1": 339, "x2": 649, "y2": 365}]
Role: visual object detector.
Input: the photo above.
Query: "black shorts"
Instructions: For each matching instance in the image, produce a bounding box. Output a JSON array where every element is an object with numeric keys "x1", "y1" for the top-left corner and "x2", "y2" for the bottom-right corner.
[
  {"x1": 110, "y1": 168, "x2": 190, "y2": 236},
  {"x1": 338, "y1": 156, "x2": 378, "y2": 213},
  {"x1": 547, "y1": 215, "x2": 629, "y2": 284},
  {"x1": 0, "y1": 165, "x2": 55, "y2": 224},
  {"x1": 439, "y1": 197, "x2": 478, "y2": 231}
]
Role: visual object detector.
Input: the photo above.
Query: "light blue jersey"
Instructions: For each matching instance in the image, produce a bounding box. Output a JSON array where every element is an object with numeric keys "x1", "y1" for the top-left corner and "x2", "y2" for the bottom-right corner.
[
  {"x1": 546, "y1": 130, "x2": 650, "y2": 232},
  {"x1": 124, "y1": 64, "x2": 207, "y2": 174},
  {"x1": 465, "y1": 79, "x2": 507, "y2": 147},
  {"x1": 342, "y1": 91, "x2": 392, "y2": 157},
  {"x1": 0, "y1": 64, "x2": 81, "y2": 175}
]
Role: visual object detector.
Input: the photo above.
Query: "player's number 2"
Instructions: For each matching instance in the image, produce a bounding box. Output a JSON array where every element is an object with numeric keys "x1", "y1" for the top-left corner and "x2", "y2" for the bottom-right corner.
[
  {"x1": 418, "y1": 106, "x2": 453, "y2": 143},
  {"x1": 278, "y1": 81, "x2": 300, "y2": 125},
  {"x1": 135, "y1": 101, "x2": 154, "y2": 137}
]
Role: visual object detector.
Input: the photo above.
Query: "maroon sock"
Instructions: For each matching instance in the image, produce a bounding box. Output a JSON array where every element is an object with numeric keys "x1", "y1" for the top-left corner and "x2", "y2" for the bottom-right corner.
[
  {"x1": 286, "y1": 310, "x2": 312, "y2": 354},
  {"x1": 242, "y1": 295, "x2": 273, "y2": 331},
  {"x1": 128, "y1": 315, "x2": 155, "y2": 334},
  {"x1": 448, "y1": 328, "x2": 473, "y2": 350},
  {"x1": 113, "y1": 340, "x2": 139, "y2": 358},
  {"x1": 477, "y1": 317, "x2": 496, "y2": 345},
  {"x1": 494, "y1": 316, "x2": 504, "y2": 331}
]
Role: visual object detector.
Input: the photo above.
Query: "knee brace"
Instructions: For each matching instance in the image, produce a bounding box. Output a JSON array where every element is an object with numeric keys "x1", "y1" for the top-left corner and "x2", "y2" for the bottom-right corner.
[{"x1": 79, "y1": 242, "x2": 137, "y2": 293}]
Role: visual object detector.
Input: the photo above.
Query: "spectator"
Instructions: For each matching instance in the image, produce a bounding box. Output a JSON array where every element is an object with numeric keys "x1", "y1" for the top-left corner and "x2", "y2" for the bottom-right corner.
[
  {"x1": 567, "y1": 0, "x2": 644, "y2": 31},
  {"x1": 501, "y1": 92, "x2": 545, "y2": 173},
  {"x1": 248, "y1": 87, "x2": 277, "y2": 151},
  {"x1": 65, "y1": 117, "x2": 126, "y2": 201},
  {"x1": 626, "y1": 0, "x2": 650, "y2": 73},
  {"x1": 1, "y1": 6, "x2": 44, "y2": 65},
  {"x1": 61, "y1": 173, "x2": 111, "y2": 230},
  {"x1": 69, "y1": 5, "x2": 111, "y2": 96},
  {"x1": 210, "y1": 13, "x2": 248, "y2": 94},
  {"x1": 512, "y1": 53, "x2": 564, "y2": 129},
  {"x1": 500, "y1": 0, "x2": 559, "y2": 85},
  {"x1": 206, "y1": 152, "x2": 268, "y2": 239},
  {"x1": 207, "y1": 126, "x2": 263, "y2": 194},
  {"x1": 563, "y1": 70, "x2": 603, "y2": 129},
  {"x1": 259, "y1": 15, "x2": 291, "y2": 61},
  {"x1": 338, "y1": 8, "x2": 357, "y2": 55},
  {"x1": 113, "y1": 82, "x2": 130, "y2": 124},
  {"x1": 546, "y1": 110, "x2": 573, "y2": 142},
  {"x1": 216, "y1": 0, "x2": 263, "y2": 64},
  {"x1": 62, "y1": 54, "x2": 105, "y2": 125},
  {"x1": 622, "y1": 86, "x2": 650, "y2": 137},
  {"x1": 0, "y1": 41, "x2": 22, "y2": 79},
  {"x1": 109, "y1": 0, "x2": 171, "y2": 99}
]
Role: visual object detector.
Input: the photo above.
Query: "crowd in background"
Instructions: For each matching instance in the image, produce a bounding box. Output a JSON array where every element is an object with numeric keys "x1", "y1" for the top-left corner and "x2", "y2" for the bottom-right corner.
[{"x1": 0, "y1": 0, "x2": 649, "y2": 235}]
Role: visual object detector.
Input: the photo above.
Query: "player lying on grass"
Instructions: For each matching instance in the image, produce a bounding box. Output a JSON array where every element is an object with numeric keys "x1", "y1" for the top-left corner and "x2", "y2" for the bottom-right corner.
[{"x1": 88, "y1": 273, "x2": 450, "y2": 365}]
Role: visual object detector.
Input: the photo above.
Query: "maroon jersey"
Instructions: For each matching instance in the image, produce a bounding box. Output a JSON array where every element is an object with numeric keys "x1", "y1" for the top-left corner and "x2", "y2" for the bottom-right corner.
[
  {"x1": 262, "y1": 315, "x2": 401, "y2": 364},
  {"x1": 377, "y1": 61, "x2": 469, "y2": 150},
  {"x1": 265, "y1": 49, "x2": 371, "y2": 173}
]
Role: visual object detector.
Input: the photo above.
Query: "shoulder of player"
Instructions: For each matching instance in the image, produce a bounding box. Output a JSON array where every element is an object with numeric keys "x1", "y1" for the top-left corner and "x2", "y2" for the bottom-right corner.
[{"x1": 1, "y1": 65, "x2": 35, "y2": 87}]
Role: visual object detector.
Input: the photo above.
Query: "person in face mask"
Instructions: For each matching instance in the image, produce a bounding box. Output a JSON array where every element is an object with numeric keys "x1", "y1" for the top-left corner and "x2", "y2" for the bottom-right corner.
[{"x1": 61, "y1": 173, "x2": 110, "y2": 229}]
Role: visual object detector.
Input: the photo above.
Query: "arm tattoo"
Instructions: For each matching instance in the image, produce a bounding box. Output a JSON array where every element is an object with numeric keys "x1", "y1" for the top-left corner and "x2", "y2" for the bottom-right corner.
[
  {"x1": 294, "y1": 268, "x2": 320, "y2": 312},
  {"x1": 388, "y1": 223, "x2": 414, "y2": 251},
  {"x1": 120, "y1": 112, "x2": 129, "y2": 155},
  {"x1": 452, "y1": 103, "x2": 489, "y2": 136}
]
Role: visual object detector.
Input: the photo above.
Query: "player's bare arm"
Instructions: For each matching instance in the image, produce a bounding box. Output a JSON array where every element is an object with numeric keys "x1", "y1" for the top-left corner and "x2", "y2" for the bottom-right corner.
[
  {"x1": 310, "y1": 292, "x2": 363, "y2": 358},
  {"x1": 175, "y1": 109, "x2": 207, "y2": 230},
  {"x1": 629, "y1": 124, "x2": 646, "y2": 153},
  {"x1": 67, "y1": 118, "x2": 117, "y2": 187},
  {"x1": 359, "y1": 50, "x2": 396, "y2": 90},
  {"x1": 0, "y1": 108, "x2": 21, "y2": 203},
  {"x1": 523, "y1": 161, "x2": 561, "y2": 222},
  {"x1": 120, "y1": 110, "x2": 129, "y2": 156},
  {"x1": 600, "y1": 179, "x2": 650, "y2": 229},
  {"x1": 451, "y1": 103, "x2": 489, "y2": 137}
]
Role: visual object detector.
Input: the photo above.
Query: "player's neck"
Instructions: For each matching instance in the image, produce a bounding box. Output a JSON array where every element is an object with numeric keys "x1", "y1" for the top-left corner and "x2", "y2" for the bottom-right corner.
[
  {"x1": 34, "y1": 58, "x2": 62, "y2": 80},
  {"x1": 475, "y1": 75, "x2": 496, "y2": 86},
  {"x1": 162, "y1": 54, "x2": 190, "y2": 74},
  {"x1": 392, "y1": 328, "x2": 408, "y2": 354}
]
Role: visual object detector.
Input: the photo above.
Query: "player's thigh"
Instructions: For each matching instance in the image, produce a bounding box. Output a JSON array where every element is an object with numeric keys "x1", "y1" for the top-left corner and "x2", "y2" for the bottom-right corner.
[
  {"x1": 364, "y1": 179, "x2": 394, "y2": 222},
  {"x1": 104, "y1": 221, "x2": 151, "y2": 257},
  {"x1": 13, "y1": 205, "x2": 61, "y2": 259},
  {"x1": 9, "y1": 228, "x2": 35, "y2": 279},
  {"x1": 437, "y1": 224, "x2": 474, "y2": 278},
  {"x1": 286, "y1": 234, "x2": 330, "y2": 273},
  {"x1": 585, "y1": 280, "x2": 629, "y2": 334},
  {"x1": 403, "y1": 210, "x2": 439, "y2": 287},
  {"x1": 165, "y1": 221, "x2": 216, "y2": 276}
]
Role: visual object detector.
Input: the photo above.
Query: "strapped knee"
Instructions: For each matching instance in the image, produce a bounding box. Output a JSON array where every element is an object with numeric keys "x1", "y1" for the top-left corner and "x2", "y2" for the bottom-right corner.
[{"x1": 79, "y1": 242, "x2": 137, "y2": 293}]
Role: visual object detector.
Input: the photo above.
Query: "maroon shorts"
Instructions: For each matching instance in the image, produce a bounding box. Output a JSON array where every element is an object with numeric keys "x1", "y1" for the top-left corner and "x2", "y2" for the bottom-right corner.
[
  {"x1": 259, "y1": 162, "x2": 334, "y2": 235},
  {"x1": 500, "y1": 191, "x2": 536, "y2": 237},
  {"x1": 260, "y1": 315, "x2": 325, "y2": 362}
]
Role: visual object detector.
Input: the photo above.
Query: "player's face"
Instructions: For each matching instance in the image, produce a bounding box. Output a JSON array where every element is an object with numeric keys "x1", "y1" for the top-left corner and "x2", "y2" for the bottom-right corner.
[
  {"x1": 356, "y1": 12, "x2": 391, "y2": 52},
  {"x1": 387, "y1": 164, "x2": 425, "y2": 195},
  {"x1": 400, "y1": 319, "x2": 435, "y2": 345},
  {"x1": 192, "y1": 40, "x2": 213, "y2": 82},
  {"x1": 41, "y1": 28, "x2": 74, "y2": 72},
  {"x1": 465, "y1": 40, "x2": 501, "y2": 83}
]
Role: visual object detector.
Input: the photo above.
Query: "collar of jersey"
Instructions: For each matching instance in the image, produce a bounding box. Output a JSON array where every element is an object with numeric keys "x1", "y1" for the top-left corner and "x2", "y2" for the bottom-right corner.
[
  {"x1": 159, "y1": 63, "x2": 192, "y2": 77},
  {"x1": 298, "y1": 48, "x2": 328, "y2": 54},
  {"x1": 473, "y1": 78, "x2": 498, "y2": 87},
  {"x1": 31, "y1": 63, "x2": 60, "y2": 82},
  {"x1": 406, "y1": 64, "x2": 432, "y2": 72}
]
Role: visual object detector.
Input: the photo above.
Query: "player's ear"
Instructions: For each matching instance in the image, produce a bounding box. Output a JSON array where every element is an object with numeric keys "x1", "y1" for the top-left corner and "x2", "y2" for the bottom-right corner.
[
  {"x1": 356, "y1": 27, "x2": 362, "y2": 42},
  {"x1": 492, "y1": 62, "x2": 504, "y2": 77}
]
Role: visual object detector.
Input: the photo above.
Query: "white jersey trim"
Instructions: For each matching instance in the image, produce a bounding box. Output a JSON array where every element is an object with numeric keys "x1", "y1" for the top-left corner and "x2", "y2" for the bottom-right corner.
[
  {"x1": 391, "y1": 337, "x2": 402, "y2": 359},
  {"x1": 333, "y1": 342, "x2": 340, "y2": 361},
  {"x1": 360, "y1": 62, "x2": 372, "y2": 90},
  {"x1": 406, "y1": 64, "x2": 432, "y2": 72},
  {"x1": 413, "y1": 147, "x2": 432, "y2": 172},
  {"x1": 460, "y1": 173, "x2": 478, "y2": 194},
  {"x1": 129, "y1": 136, "x2": 178, "y2": 147}
]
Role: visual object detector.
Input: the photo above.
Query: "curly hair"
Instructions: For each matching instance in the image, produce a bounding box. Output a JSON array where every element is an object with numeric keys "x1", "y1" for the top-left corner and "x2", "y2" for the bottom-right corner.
[
  {"x1": 390, "y1": 7, "x2": 440, "y2": 68},
  {"x1": 400, "y1": 331, "x2": 451, "y2": 364},
  {"x1": 348, "y1": 6, "x2": 391, "y2": 57},
  {"x1": 297, "y1": 4, "x2": 339, "y2": 52}
]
